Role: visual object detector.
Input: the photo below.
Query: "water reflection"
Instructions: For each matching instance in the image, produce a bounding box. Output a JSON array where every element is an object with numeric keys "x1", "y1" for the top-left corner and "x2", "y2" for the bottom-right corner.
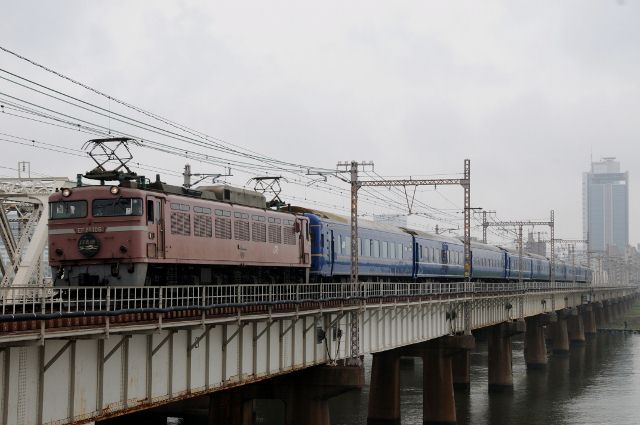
[{"x1": 329, "y1": 334, "x2": 640, "y2": 425}]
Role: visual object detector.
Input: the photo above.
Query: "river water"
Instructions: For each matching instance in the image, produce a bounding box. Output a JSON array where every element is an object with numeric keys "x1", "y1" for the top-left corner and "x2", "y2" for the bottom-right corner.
[{"x1": 329, "y1": 333, "x2": 640, "y2": 425}]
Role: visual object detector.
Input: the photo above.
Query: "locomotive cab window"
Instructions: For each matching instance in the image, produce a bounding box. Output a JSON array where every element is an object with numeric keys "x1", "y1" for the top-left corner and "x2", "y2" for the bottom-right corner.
[
  {"x1": 49, "y1": 200, "x2": 87, "y2": 219},
  {"x1": 93, "y1": 198, "x2": 143, "y2": 217}
]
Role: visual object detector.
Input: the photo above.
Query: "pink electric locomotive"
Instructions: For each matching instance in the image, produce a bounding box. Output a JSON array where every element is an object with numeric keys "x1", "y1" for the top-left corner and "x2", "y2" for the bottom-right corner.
[{"x1": 49, "y1": 174, "x2": 311, "y2": 287}]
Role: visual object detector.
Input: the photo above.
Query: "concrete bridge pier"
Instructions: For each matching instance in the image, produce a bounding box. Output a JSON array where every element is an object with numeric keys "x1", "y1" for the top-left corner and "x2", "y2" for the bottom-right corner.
[
  {"x1": 624, "y1": 297, "x2": 632, "y2": 313},
  {"x1": 208, "y1": 364, "x2": 364, "y2": 425},
  {"x1": 610, "y1": 300, "x2": 619, "y2": 321},
  {"x1": 488, "y1": 321, "x2": 524, "y2": 392},
  {"x1": 550, "y1": 310, "x2": 570, "y2": 356},
  {"x1": 208, "y1": 390, "x2": 254, "y2": 425},
  {"x1": 524, "y1": 314, "x2": 548, "y2": 369},
  {"x1": 567, "y1": 309, "x2": 586, "y2": 346},
  {"x1": 594, "y1": 302, "x2": 605, "y2": 329},
  {"x1": 283, "y1": 364, "x2": 364, "y2": 425},
  {"x1": 451, "y1": 349, "x2": 471, "y2": 391},
  {"x1": 368, "y1": 350, "x2": 402, "y2": 425},
  {"x1": 421, "y1": 335, "x2": 475, "y2": 425},
  {"x1": 581, "y1": 304, "x2": 597, "y2": 337},
  {"x1": 602, "y1": 301, "x2": 612, "y2": 324}
]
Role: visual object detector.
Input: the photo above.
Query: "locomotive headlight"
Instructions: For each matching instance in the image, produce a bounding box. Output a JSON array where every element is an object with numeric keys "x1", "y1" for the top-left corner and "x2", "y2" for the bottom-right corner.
[
  {"x1": 109, "y1": 186, "x2": 120, "y2": 195},
  {"x1": 61, "y1": 188, "x2": 72, "y2": 197}
]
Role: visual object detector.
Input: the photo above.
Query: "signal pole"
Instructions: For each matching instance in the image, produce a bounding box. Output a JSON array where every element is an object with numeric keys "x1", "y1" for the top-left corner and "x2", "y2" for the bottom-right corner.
[{"x1": 337, "y1": 159, "x2": 473, "y2": 361}]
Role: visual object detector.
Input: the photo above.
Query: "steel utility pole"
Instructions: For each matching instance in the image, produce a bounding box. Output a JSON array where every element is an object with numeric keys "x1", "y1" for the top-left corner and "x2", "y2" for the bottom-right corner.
[
  {"x1": 482, "y1": 212, "x2": 556, "y2": 319},
  {"x1": 182, "y1": 164, "x2": 232, "y2": 188},
  {"x1": 337, "y1": 159, "x2": 472, "y2": 361},
  {"x1": 474, "y1": 210, "x2": 496, "y2": 244},
  {"x1": 553, "y1": 237, "x2": 590, "y2": 267},
  {"x1": 483, "y1": 211, "x2": 556, "y2": 284}
]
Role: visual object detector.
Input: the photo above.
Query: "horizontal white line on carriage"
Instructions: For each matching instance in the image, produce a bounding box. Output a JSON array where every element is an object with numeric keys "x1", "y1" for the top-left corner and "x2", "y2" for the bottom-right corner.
[{"x1": 49, "y1": 225, "x2": 148, "y2": 235}]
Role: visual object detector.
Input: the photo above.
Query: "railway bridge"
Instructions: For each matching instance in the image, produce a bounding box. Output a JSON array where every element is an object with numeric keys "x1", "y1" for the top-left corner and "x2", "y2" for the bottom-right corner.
[
  {"x1": 1, "y1": 175, "x2": 638, "y2": 425},
  {"x1": 0, "y1": 281, "x2": 636, "y2": 425}
]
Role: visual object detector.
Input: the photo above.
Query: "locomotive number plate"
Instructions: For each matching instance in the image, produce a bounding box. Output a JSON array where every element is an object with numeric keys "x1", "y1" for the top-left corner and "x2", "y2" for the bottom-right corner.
[{"x1": 75, "y1": 226, "x2": 105, "y2": 233}]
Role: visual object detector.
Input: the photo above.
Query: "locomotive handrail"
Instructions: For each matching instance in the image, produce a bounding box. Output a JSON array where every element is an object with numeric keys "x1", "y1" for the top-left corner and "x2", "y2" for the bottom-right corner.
[{"x1": 0, "y1": 280, "x2": 610, "y2": 321}]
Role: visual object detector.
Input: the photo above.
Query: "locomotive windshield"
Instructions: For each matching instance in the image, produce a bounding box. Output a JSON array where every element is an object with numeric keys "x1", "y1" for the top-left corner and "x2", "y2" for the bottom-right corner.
[
  {"x1": 93, "y1": 198, "x2": 143, "y2": 217},
  {"x1": 49, "y1": 200, "x2": 88, "y2": 219}
]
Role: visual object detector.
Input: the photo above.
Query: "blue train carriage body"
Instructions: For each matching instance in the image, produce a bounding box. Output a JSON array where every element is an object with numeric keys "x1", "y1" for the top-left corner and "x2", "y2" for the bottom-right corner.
[
  {"x1": 303, "y1": 209, "x2": 413, "y2": 281},
  {"x1": 469, "y1": 241, "x2": 506, "y2": 280},
  {"x1": 575, "y1": 265, "x2": 588, "y2": 283},
  {"x1": 555, "y1": 260, "x2": 568, "y2": 282},
  {"x1": 565, "y1": 262, "x2": 576, "y2": 282},
  {"x1": 406, "y1": 230, "x2": 465, "y2": 280},
  {"x1": 502, "y1": 248, "x2": 534, "y2": 280},
  {"x1": 529, "y1": 253, "x2": 551, "y2": 281}
]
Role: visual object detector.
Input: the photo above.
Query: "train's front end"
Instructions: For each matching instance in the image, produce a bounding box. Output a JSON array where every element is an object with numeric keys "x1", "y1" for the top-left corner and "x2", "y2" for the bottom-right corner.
[{"x1": 48, "y1": 184, "x2": 149, "y2": 286}]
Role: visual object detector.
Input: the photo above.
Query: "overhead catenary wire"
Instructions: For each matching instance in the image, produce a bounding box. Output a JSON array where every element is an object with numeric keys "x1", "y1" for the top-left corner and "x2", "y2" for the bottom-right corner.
[
  {"x1": 0, "y1": 46, "x2": 336, "y2": 173},
  {"x1": 0, "y1": 46, "x2": 479, "y2": 230}
]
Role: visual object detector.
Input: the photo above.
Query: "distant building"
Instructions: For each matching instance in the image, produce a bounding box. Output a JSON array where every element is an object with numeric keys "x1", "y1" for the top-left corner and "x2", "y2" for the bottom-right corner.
[
  {"x1": 582, "y1": 157, "x2": 629, "y2": 253},
  {"x1": 525, "y1": 232, "x2": 547, "y2": 257}
]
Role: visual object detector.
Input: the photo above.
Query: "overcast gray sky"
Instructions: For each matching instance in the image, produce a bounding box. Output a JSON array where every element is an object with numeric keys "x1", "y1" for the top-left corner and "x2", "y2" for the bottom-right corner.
[{"x1": 1, "y1": 1, "x2": 639, "y2": 249}]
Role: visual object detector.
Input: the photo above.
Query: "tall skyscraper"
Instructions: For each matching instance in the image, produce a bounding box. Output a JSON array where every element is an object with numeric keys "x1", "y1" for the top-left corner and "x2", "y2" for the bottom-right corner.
[{"x1": 582, "y1": 157, "x2": 629, "y2": 254}]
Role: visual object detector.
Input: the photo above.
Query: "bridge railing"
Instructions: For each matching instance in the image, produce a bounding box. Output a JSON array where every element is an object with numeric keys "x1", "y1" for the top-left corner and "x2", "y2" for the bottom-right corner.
[{"x1": 0, "y1": 281, "x2": 594, "y2": 319}]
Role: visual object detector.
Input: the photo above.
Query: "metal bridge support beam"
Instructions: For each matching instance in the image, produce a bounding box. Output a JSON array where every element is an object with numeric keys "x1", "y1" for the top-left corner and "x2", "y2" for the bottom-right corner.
[
  {"x1": 550, "y1": 310, "x2": 570, "y2": 355},
  {"x1": 524, "y1": 315, "x2": 548, "y2": 369},
  {"x1": 421, "y1": 335, "x2": 474, "y2": 425},
  {"x1": 488, "y1": 321, "x2": 523, "y2": 392},
  {"x1": 367, "y1": 350, "x2": 401, "y2": 425},
  {"x1": 567, "y1": 310, "x2": 586, "y2": 346},
  {"x1": 581, "y1": 305, "x2": 597, "y2": 337},
  {"x1": 451, "y1": 350, "x2": 471, "y2": 392}
]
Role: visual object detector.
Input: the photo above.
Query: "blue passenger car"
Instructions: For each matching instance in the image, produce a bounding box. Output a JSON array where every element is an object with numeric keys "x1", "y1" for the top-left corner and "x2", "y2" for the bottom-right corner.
[
  {"x1": 410, "y1": 231, "x2": 464, "y2": 280},
  {"x1": 555, "y1": 261, "x2": 568, "y2": 282},
  {"x1": 504, "y1": 248, "x2": 534, "y2": 280},
  {"x1": 530, "y1": 253, "x2": 550, "y2": 281},
  {"x1": 305, "y1": 211, "x2": 413, "y2": 281},
  {"x1": 293, "y1": 205, "x2": 592, "y2": 285},
  {"x1": 575, "y1": 265, "x2": 589, "y2": 283},
  {"x1": 470, "y1": 242, "x2": 506, "y2": 280}
]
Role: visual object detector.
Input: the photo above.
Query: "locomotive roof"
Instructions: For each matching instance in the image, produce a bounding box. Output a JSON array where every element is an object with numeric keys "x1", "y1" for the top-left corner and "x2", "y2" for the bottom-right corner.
[{"x1": 122, "y1": 179, "x2": 267, "y2": 209}]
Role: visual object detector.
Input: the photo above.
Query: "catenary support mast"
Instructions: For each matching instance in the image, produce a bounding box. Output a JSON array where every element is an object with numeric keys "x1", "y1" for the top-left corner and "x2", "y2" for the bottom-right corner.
[{"x1": 337, "y1": 159, "x2": 472, "y2": 360}]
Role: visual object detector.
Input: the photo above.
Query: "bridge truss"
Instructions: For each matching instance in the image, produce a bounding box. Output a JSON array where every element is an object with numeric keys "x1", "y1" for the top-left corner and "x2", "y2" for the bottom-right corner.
[{"x1": 0, "y1": 176, "x2": 72, "y2": 287}]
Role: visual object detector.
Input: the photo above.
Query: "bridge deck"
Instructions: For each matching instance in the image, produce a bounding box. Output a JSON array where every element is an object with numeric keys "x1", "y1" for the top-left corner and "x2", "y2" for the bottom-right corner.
[{"x1": 0, "y1": 282, "x2": 635, "y2": 425}]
